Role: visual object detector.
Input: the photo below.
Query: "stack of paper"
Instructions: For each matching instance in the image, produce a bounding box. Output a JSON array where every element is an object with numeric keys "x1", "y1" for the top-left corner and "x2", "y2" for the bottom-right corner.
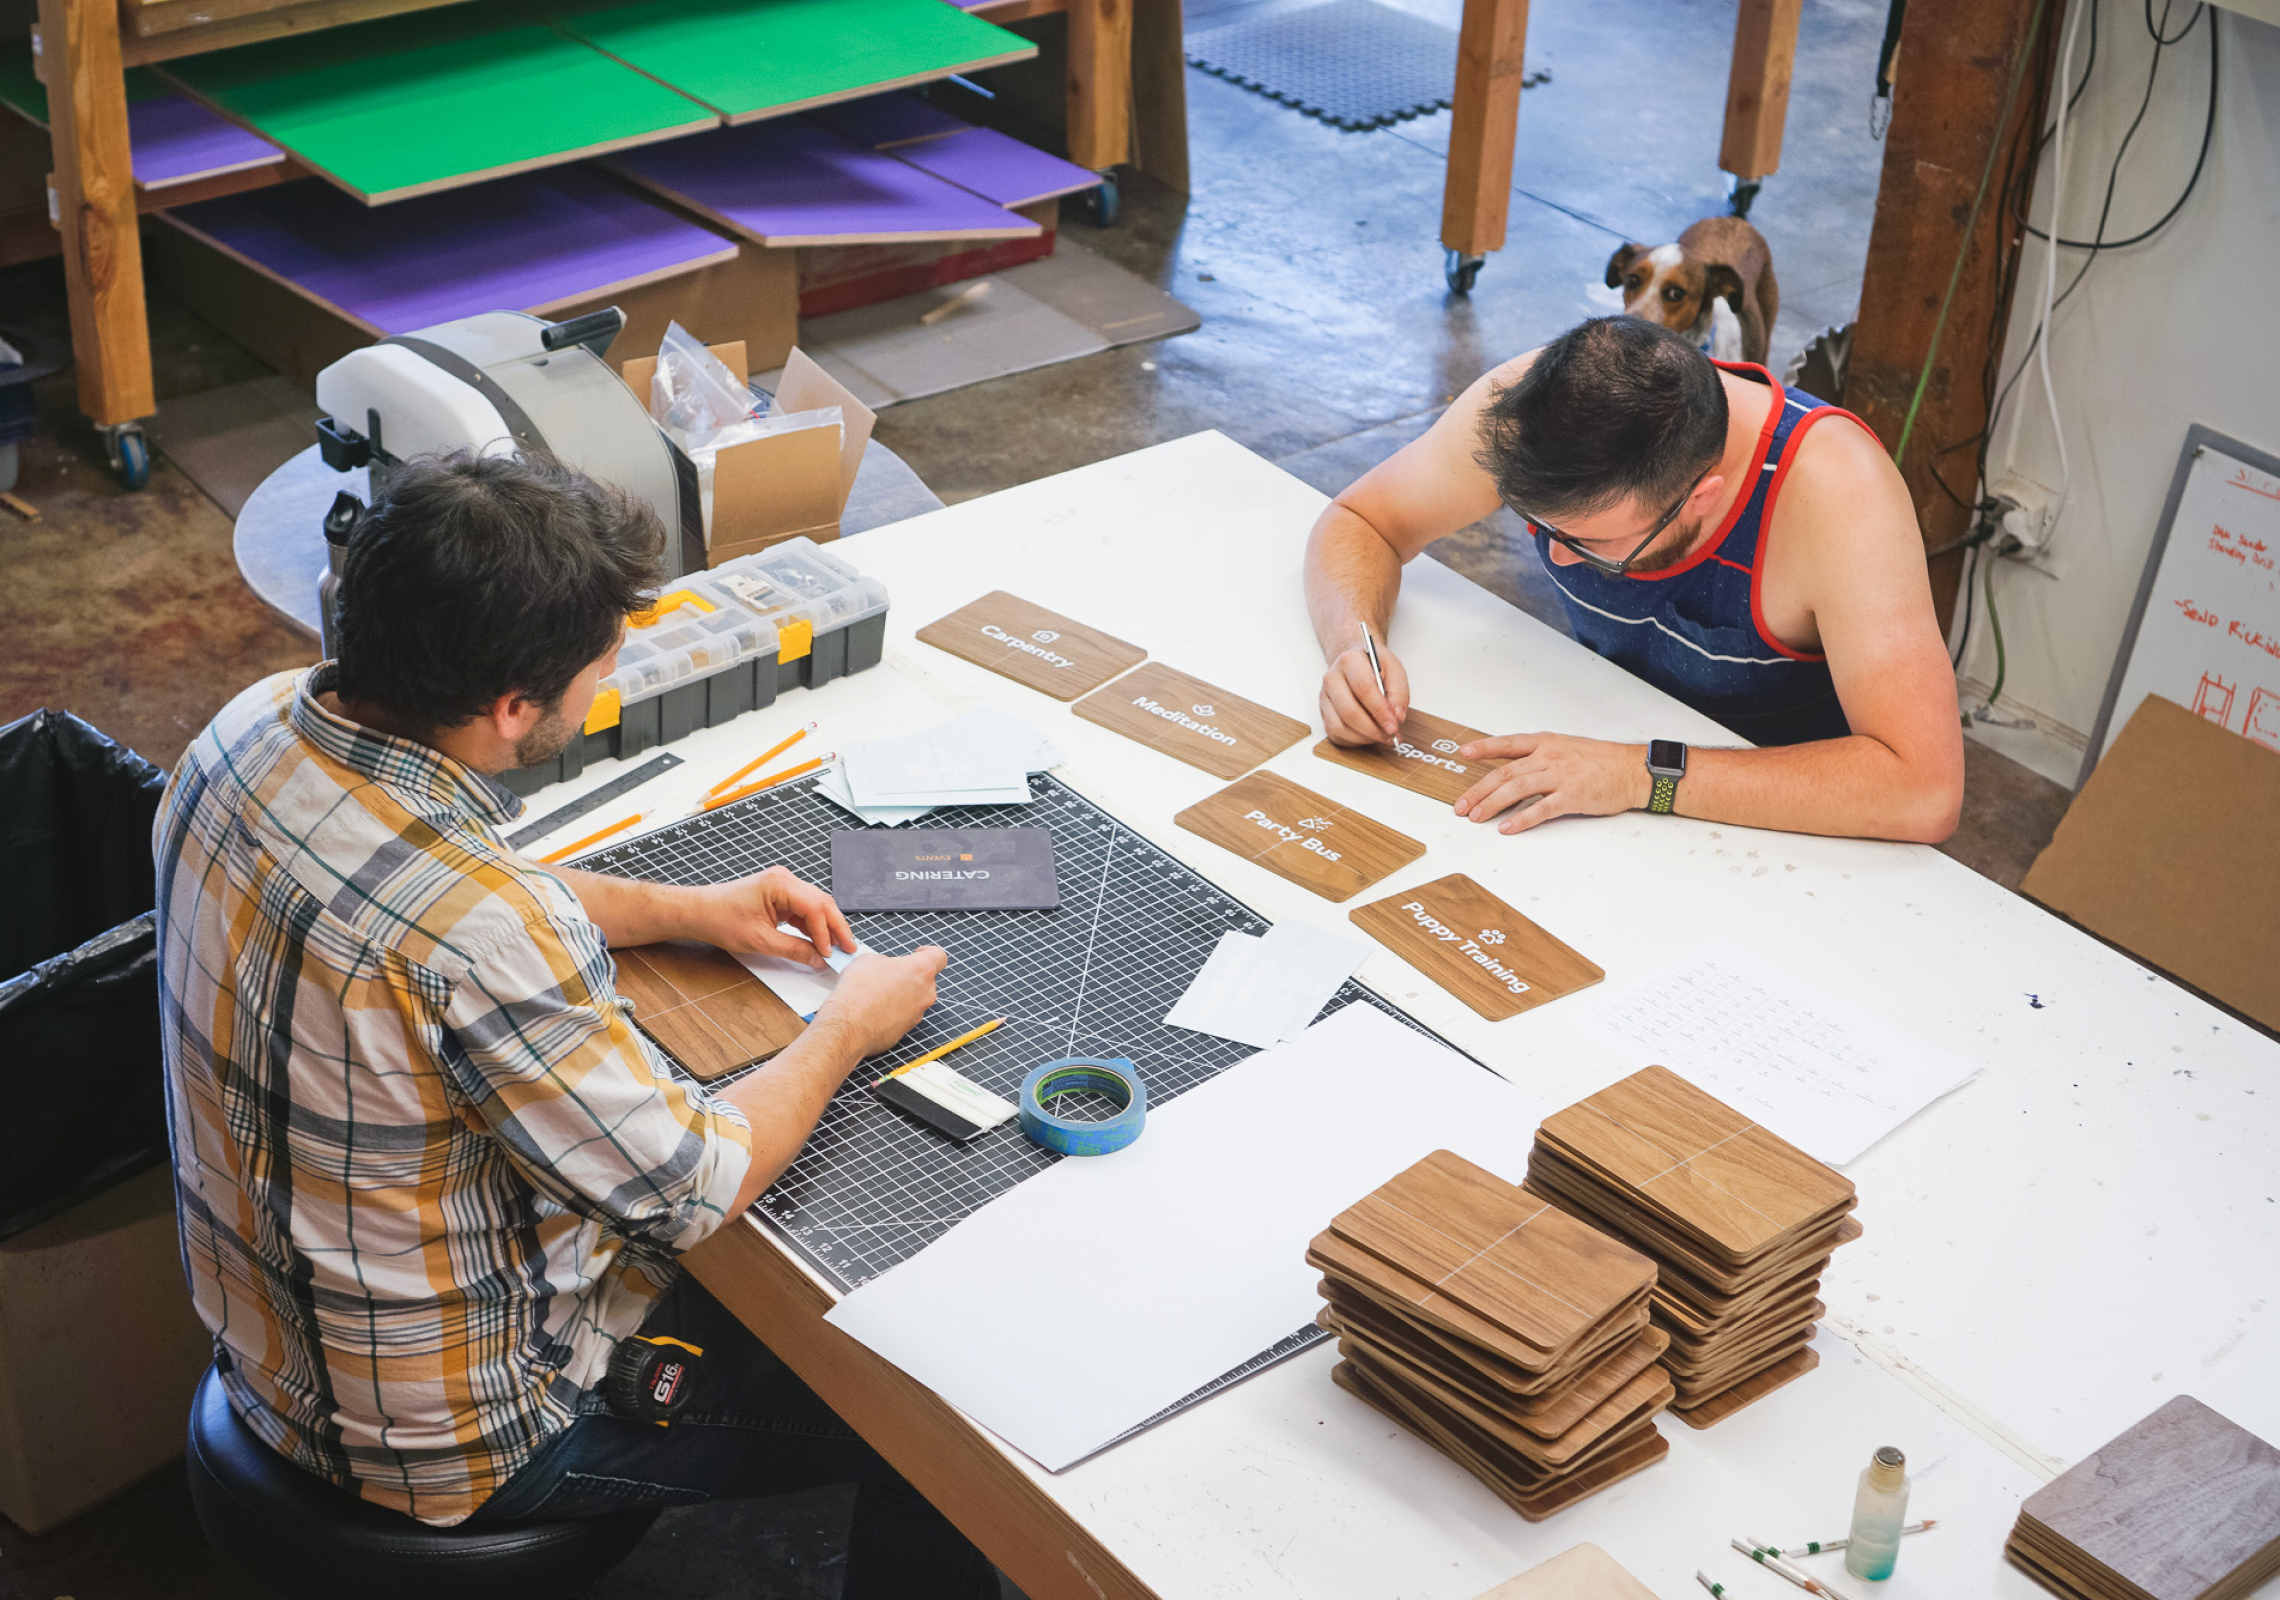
[
  {"x1": 824, "y1": 709, "x2": 1060, "y2": 824},
  {"x1": 1164, "y1": 920, "x2": 1368, "y2": 1049},
  {"x1": 735, "y1": 924, "x2": 868, "y2": 1018}
]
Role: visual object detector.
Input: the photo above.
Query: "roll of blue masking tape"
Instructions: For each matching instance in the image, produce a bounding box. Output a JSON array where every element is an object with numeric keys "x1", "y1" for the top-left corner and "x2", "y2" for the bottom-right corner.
[{"x1": 1018, "y1": 1056, "x2": 1147, "y2": 1156}]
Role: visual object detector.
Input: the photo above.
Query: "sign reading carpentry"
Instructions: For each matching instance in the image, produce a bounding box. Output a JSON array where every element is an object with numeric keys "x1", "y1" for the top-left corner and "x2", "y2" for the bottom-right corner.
[
  {"x1": 1074, "y1": 662, "x2": 1309, "y2": 779},
  {"x1": 1313, "y1": 709, "x2": 1497, "y2": 805},
  {"x1": 1175, "y1": 770, "x2": 1426, "y2": 901},
  {"x1": 916, "y1": 591, "x2": 1147, "y2": 699},
  {"x1": 1348, "y1": 873, "x2": 1603, "y2": 1020}
]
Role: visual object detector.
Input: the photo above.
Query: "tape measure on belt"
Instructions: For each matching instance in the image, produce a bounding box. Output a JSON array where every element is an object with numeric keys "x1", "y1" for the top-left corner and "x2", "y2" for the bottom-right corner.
[{"x1": 1018, "y1": 1056, "x2": 1146, "y2": 1156}]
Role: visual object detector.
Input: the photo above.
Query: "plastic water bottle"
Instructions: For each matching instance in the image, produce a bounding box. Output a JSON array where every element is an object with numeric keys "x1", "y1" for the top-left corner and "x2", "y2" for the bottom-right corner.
[{"x1": 1845, "y1": 1445, "x2": 1911, "y2": 1580}]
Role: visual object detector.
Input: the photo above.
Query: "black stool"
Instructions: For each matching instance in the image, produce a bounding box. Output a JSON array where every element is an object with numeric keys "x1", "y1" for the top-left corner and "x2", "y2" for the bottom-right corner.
[{"x1": 186, "y1": 1362, "x2": 658, "y2": 1600}]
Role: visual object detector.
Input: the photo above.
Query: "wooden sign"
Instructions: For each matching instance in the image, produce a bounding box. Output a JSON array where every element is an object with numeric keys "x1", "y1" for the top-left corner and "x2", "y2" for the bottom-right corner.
[
  {"x1": 1175, "y1": 770, "x2": 1424, "y2": 901},
  {"x1": 1073, "y1": 662, "x2": 1309, "y2": 780},
  {"x1": 615, "y1": 941, "x2": 806, "y2": 1081},
  {"x1": 916, "y1": 591, "x2": 1146, "y2": 699},
  {"x1": 1314, "y1": 708, "x2": 1497, "y2": 806},
  {"x1": 1348, "y1": 874, "x2": 1602, "y2": 1020}
]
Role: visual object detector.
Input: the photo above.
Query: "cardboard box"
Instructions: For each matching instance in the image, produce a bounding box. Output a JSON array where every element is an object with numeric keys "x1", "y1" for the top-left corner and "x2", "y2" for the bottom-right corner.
[
  {"x1": 2021, "y1": 694, "x2": 2280, "y2": 1031},
  {"x1": 618, "y1": 342, "x2": 876, "y2": 565}
]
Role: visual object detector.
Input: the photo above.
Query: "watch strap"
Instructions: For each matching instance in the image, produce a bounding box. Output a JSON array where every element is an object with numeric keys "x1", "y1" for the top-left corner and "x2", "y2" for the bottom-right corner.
[{"x1": 1648, "y1": 772, "x2": 1679, "y2": 815}]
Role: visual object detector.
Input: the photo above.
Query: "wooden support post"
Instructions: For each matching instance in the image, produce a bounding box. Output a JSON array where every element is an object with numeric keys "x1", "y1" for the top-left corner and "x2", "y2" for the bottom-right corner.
[
  {"x1": 1065, "y1": 0, "x2": 1132, "y2": 172},
  {"x1": 1439, "y1": 0, "x2": 1530, "y2": 258},
  {"x1": 1842, "y1": 0, "x2": 2054, "y2": 631},
  {"x1": 38, "y1": 0, "x2": 155, "y2": 428},
  {"x1": 1719, "y1": 0, "x2": 1804, "y2": 181},
  {"x1": 1129, "y1": 0, "x2": 1189, "y2": 192}
]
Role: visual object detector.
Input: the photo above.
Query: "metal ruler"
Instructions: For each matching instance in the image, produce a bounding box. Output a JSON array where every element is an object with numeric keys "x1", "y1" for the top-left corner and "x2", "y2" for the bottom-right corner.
[{"x1": 506, "y1": 753, "x2": 684, "y2": 848}]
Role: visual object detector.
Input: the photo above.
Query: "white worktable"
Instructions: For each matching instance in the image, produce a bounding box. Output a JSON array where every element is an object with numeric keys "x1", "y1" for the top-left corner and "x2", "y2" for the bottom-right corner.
[{"x1": 527, "y1": 432, "x2": 2280, "y2": 1600}]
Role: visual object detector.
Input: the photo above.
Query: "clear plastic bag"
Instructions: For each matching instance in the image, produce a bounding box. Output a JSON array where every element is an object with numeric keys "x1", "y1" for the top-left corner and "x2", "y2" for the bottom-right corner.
[{"x1": 648, "y1": 320, "x2": 757, "y2": 450}]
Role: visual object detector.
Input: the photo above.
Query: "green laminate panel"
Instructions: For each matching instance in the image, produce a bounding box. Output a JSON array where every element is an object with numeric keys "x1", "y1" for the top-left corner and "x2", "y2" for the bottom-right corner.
[
  {"x1": 1, "y1": 47, "x2": 183, "y2": 127},
  {"x1": 553, "y1": 0, "x2": 1035, "y2": 123},
  {"x1": 159, "y1": 5, "x2": 717, "y2": 203}
]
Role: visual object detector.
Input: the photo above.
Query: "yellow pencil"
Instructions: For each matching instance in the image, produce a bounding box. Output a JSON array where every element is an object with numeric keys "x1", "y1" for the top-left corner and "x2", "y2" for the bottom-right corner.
[
  {"x1": 699, "y1": 755, "x2": 829, "y2": 813},
  {"x1": 876, "y1": 1018, "x2": 1005, "y2": 1084},
  {"x1": 706, "y1": 722, "x2": 816, "y2": 800},
  {"x1": 535, "y1": 810, "x2": 648, "y2": 864}
]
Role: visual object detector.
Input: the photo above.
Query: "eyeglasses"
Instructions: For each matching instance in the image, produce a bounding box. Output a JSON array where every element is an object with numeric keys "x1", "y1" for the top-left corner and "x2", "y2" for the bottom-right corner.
[{"x1": 1521, "y1": 476, "x2": 1702, "y2": 577}]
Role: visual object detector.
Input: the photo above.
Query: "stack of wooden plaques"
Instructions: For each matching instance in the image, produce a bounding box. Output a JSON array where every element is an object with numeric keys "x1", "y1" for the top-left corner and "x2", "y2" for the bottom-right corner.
[
  {"x1": 1525, "y1": 1066, "x2": 1860, "y2": 1427},
  {"x1": 2005, "y1": 1395, "x2": 2280, "y2": 1600},
  {"x1": 1309, "y1": 1150, "x2": 1673, "y2": 1520}
]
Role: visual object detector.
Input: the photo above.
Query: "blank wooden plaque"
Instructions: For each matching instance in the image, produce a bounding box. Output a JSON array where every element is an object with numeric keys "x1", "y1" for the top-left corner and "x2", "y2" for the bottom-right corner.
[
  {"x1": 1313, "y1": 708, "x2": 1497, "y2": 806},
  {"x1": 1174, "y1": 769, "x2": 1424, "y2": 901},
  {"x1": 1468, "y1": 1542, "x2": 1664, "y2": 1600},
  {"x1": 615, "y1": 941, "x2": 806, "y2": 1081},
  {"x1": 916, "y1": 591, "x2": 1147, "y2": 699},
  {"x1": 1073, "y1": 662, "x2": 1309, "y2": 780},
  {"x1": 1348, "y1": 874, "x2": 1602, "y2": 1020}
]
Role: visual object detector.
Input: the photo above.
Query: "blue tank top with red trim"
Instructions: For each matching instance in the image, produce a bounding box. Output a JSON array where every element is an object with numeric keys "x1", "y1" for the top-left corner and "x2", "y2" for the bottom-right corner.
[{"x1": 1527, "y1": 364, "x2": 1861, "y2": 748}]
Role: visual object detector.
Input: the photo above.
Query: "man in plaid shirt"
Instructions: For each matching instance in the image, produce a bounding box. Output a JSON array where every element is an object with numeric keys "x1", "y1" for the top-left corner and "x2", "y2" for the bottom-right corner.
[{"x1": 155, "y1": 452, "x2": 990, "y2": 1596}]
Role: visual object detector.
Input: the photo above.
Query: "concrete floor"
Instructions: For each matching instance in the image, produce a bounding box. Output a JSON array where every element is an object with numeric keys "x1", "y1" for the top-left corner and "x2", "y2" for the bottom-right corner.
[{"x1": 0, "y1": 1, "x2": 2077, "y2": 1593}]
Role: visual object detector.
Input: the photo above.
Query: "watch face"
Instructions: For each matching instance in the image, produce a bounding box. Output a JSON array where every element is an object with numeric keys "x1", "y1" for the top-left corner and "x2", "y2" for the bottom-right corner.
[{"x1": 1648, "y1": 740, "x2": 1687, "y2": 775}]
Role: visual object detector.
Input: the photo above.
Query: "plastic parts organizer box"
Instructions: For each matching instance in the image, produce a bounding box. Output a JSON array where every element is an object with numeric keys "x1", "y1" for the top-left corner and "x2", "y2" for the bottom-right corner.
[{"x1": 498, "y1": 538, "x2": 890, "y2": 797}]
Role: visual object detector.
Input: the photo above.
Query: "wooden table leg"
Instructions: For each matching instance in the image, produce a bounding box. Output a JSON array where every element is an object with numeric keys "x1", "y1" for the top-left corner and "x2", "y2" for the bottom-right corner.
[
  {"x1": 1065, "y1": 0, "x2": 1133, "y2": 173},
  {"x1": 1720, "y1": 0, "x2": 1805, "y2": 194},
  {"x1": 1129, "y1": 0, "x2": 1188, "y2": 192},
  {"x1": 37, "y1": 0, "x2": 156, "y2": 433},
  {"x1": 1440, "y1": 0, "x2": 1531, "y2": 262}
]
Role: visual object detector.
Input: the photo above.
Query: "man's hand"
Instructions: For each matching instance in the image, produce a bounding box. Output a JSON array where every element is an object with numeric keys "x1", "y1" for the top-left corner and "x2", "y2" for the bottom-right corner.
[
  {"x1": 1453, "y1": 733, "x2": 1649, "y2": 833},
  {"x1": 816, "y1": 947, "x2": 949, "y2": 1060},
  {"x1": 1319, "y1": 641, "x2": 1412, "y2": 746},
  {"x1": 690, "y1": 867, "x2": 855, "y2": 968}
]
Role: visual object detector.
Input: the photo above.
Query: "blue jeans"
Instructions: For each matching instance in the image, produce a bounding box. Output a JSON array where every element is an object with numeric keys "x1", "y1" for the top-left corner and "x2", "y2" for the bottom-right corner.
[{"x1": 474, "y1": 1275, "x2": 993, "y2": 1600}]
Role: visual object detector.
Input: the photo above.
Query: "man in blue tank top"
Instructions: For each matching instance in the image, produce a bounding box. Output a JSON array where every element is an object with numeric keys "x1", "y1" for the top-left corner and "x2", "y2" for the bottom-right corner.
[{"x1": 1302, "y1": 317, "x2": 1963, "y2": 842}]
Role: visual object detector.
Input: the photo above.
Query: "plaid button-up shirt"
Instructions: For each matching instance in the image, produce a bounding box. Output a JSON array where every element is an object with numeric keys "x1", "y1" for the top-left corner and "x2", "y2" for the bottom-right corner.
[{"x1": 154, "y1": 666, "x2": 752, "y2": 1525}]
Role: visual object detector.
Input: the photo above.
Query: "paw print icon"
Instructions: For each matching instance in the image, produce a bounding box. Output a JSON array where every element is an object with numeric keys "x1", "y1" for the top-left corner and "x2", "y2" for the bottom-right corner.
[
  {"x1": 1478, "y1": 928, "x2": 1507, "y2": 946},
  {"x1": 1033, "y1": 629, "x2": 1061, "y2": 643}
]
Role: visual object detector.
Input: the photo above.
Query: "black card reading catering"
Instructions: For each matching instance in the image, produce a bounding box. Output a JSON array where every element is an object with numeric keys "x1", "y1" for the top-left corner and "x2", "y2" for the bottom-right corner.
[{"x1": 829, "y1": 828, "x2": 1061, "y2": 912}]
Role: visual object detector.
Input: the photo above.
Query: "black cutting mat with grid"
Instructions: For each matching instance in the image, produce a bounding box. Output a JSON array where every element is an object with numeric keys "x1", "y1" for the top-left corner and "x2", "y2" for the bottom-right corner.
[{"x1": 582, "y1": 772, "x2": 1462, "y2": 1293}]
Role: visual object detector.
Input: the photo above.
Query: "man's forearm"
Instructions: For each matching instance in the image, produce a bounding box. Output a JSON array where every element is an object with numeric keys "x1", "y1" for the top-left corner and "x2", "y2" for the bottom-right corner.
[
  {"x1": 718, "y1": 1014, "x2": 867, "y2": 1213},
  {"x1": 1677, "y1": 737, "x2": 1962, "y2": 843},
  {"x1": 543, "y1": 865, "x2": 706, "y2": 947},
  {"x1": 1305, "y1": 502, "x2": 1405, "y2": 660}
]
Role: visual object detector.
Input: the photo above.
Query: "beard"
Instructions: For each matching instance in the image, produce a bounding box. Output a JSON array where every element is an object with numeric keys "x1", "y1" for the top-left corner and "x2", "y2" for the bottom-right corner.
[
  {"x1": 512, "y1": 701, "x2": 575, "y2": 769},
  {"x1": 1623, "y1": 514, "x2": 1710, "y2": 575}
]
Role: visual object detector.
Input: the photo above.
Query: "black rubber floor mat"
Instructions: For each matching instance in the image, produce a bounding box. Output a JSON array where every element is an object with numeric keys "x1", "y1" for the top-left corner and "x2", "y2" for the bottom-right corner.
[{"x1": 1186, "y1": 0, "x2": 1460, "y2": 132}]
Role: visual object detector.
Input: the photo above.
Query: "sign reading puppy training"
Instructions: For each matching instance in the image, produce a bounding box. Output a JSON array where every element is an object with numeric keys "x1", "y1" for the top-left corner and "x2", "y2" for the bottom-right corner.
[
  {"x1": 1314, "y1": 709, "x2": 1497, "y2": 806},
  {"x1": 917, "y1": 591, "x2": 1147, "y2": 700},
  {"x1": 1349, "y1": 874, "x2": 1602, "y2": 1020},
  {"x1": 829, "y1": 828, "x2": 1061, "y2": 912},
  {"x1": 1074, "y1": 662, "x2": 1309, "y2": 779}
]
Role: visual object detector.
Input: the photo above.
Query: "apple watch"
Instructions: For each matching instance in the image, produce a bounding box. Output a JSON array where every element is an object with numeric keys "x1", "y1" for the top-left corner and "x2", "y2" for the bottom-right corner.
[{"x1": 1645, "y1": 740, "x2": 1687, "y2": 815}]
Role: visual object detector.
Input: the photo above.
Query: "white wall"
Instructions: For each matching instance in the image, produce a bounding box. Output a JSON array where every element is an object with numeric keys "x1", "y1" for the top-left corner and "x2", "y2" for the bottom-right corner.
[{"x1": 1959, "y1": 2, "x2": 2279, "y2": 775}]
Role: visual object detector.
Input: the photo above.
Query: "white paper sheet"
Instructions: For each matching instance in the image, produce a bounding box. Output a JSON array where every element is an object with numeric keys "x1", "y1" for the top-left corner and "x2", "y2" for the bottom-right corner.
[
  {"x1": 1163, "y1": 921, "x2": 1369, "y2": 1048},
  {"x1": 815, "y1": 762, "x2": 936, "y2": 827},
  {"x1": 823, "y1": 1003, "x2": 1546, "y2": 1472},
  {"x1": 735, "y1": 926, "x2": 867, "y2": 1017},
  {"x1": 841, "y1": 709, "x2": 1061, "y2": 809},
  {"x1": 1567, "y1": 939, "x2": 1980, "y2": 1166}
]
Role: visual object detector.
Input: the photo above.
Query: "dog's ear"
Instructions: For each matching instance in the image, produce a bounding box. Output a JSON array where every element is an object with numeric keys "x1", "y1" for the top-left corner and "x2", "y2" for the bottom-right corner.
[
  {"x1": 1605, "y1": 244, "x2": 1644, "y2": 289},
  {"x1": 1703, "y1": 263, "x2": 1746, "y2": 311}
]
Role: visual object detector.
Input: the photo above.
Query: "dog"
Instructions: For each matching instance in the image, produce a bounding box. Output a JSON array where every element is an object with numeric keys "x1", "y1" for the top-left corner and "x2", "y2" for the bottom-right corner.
[{"x1": 1605, "y1": 217, "x2": 1779, "y2": 366}]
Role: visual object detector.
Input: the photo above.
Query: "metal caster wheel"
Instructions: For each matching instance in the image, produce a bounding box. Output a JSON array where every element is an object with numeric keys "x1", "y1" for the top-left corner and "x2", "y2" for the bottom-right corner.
[
  {"x1": 1086, "y1": 170, "x2": 1120, "y2": 227},
  {"x1": 1727, "y1": 176, "x2": 1762, "y2": 218},
  {"x1": 103, "y1": 421, "x2": 152, "y2": 490},
  {"x1": 1444, "y1": 249, "x2": 1485, "y2": 295}
]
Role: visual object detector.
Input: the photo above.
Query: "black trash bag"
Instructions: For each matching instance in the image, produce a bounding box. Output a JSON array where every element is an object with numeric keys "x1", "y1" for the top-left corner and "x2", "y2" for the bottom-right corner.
[{"x1": 0, "y1": 709, "x2": 171, "y2": 1241}]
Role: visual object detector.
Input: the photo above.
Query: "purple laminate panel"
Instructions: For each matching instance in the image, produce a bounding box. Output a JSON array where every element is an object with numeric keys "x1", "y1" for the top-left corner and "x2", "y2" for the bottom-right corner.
[
  {"x1": 807, "y1": 90, "x2": 972, "y2": 148},
  {"x1": 130, "y1": 94, "x2": 287, "y2": 188},
  {"x1": 164, "y1": 166, "x2": 735, "y2": 333},
  {"x1": 608, "y1": 119, "x2": 1035, "y2": 246},
  {"x1": 888, "y1": 124, "x2": 1101, "y2": 207}
]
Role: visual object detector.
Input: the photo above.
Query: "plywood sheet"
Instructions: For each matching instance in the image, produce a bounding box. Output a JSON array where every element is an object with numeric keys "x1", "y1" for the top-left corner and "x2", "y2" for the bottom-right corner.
[
  {"x1": 1313, "y1": 708, "x2": 1497, "y2": 806},
  {"x1": 164, "y1": 167, "x2": 734, "y2": 334},
  {"x1": 2022, "y1": 694, "x2": 2280, "y2": 1032},
  {"x1": 1348, "y1": 874, "x2": 1602, "y2": 1021},
  {"x1": 0, "y1": 48, "x2": 285, "y2": 189},
  {"x1": 890, "y1": 124, "x2": 1102, "y2": 207},
  {"x1": 614, "y1": 940, "x2": 806, "y2": 1080},
  {"x1": 609, "y1": 119, "x2": 1038, "y2": 246},
  {"x1": 1469, "y1": 1544, "x2": 1664, "y2": 1600},
  {"x1": 159, "y1": 6, "x2": 716, "y2": 203},
  {"x1": 806, "y1": 89, "x2": 971, "y2": 148},
  {"x1": 1175, "y1": 770, "x2": 1423, "y2": 901},
  {"x1": 553, "y1": 0, "x2": 1033, "y2": 124},
  {"x1": 1072, "y1": 662, "x2": 1308, "y2": 779},
  {"x1": 918, "y1": 590, "x2": 1146, "y2": 699}
]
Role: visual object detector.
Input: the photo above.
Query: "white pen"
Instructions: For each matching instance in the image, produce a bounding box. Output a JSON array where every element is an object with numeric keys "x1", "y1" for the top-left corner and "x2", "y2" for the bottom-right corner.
[
  {"x1": 1359, "y1": 627, "x2": 1387, "y2": 701},
  {"x1": 1783, "y1": 1519, "x2": 1938, "y2": 1557},
  {"x1": 1696, "y1": 1573, "x2": 1729, "y2": 1599},
  {"x1": 1732, "y1": 1538, "x2": 1850, "y2": 1600}
]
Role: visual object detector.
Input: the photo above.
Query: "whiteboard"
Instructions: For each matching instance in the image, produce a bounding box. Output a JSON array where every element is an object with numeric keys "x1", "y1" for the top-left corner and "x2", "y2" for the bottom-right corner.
[{"x1": 2081, "y1": 424, "x2": 2280, "y2": 785}]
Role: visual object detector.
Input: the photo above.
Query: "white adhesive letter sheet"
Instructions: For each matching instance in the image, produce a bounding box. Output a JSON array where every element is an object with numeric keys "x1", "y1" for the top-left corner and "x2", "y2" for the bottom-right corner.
[
  {"x1": 823, "y1": 1003, "x2": 1546, "y2": 1472},
  {"x1": 1162, "y1": 919, "x2": 1369, "y2": 1049},
  {"x1": 1568, "y1": 939, "x2": 1980, "y2": 1166}
]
